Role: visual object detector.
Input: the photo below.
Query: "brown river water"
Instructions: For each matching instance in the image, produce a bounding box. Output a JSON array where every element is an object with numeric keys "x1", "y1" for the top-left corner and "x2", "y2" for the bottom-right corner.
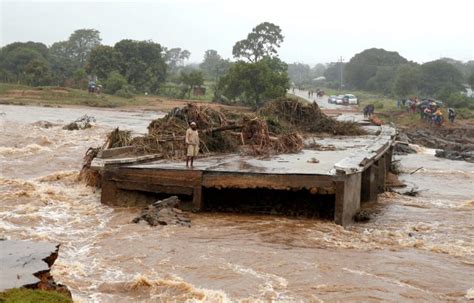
[{"x1": 0, "y1": 104, "x2": 473, "y2": 302}]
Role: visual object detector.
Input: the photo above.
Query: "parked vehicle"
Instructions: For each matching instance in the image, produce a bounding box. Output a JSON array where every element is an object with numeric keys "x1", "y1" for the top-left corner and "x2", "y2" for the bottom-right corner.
[
  {"x1": 336, "y1": 95, "x2": 345, "y2": 105},
  {"x1": 420, "y1": 98, "x2": 444, "y2": 107},
  {"x1": 328, "y1": 95, "x2": 337, "y2": 104},
  {"x1": 343, "y1": 94, "x2": 358, "y2": 105}
]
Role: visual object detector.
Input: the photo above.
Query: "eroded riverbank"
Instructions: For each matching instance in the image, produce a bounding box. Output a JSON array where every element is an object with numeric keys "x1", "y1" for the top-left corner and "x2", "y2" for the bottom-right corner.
[{"x1": 1, "y1": 104, "x2": 473, "y2": 302}]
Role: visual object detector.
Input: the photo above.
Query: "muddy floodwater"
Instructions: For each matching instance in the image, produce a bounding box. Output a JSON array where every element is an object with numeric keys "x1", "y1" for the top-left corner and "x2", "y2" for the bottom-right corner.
[{"x1": 1, "y1": 104, "x2": 473, "y2": 302}]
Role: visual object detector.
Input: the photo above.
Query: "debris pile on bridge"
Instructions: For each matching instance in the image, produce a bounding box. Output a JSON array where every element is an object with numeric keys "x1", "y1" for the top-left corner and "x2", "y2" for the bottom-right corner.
[
  {"x1": 96, "y1": 97, "x2": 363, "y2": 160},
  {"x1": 105, "y1": 128, "x2": 132, "y2": 149},
  {"x1": 126, "y1": 101, "x2": 307, "y2": 157},
  {"x1": 259, "y1": 97, "x2": 365, "y2": 135}
]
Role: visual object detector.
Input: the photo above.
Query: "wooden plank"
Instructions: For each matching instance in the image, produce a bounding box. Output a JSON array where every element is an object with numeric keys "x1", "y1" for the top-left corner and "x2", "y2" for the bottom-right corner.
[
  {"x1": 98, "y1": 146, "x2": 135, "y2": 158},
  {"x1": 114, "y1": 180, "x2": 194, "y2": 195},
  {"x1": 91, "y1": 154, "x2": 162, "y2": 169},
  {"x1": 202, "y1": 173, "x2": 334, "y2": 190},
  {"x1": 110, "y1": 168, "x2": 202, "y2": 188}
]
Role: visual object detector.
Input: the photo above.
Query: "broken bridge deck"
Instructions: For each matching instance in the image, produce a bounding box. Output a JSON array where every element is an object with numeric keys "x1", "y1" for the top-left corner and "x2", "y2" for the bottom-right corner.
[{"x1": 100, "y1": 125, "x2": 396, "y2": 226}]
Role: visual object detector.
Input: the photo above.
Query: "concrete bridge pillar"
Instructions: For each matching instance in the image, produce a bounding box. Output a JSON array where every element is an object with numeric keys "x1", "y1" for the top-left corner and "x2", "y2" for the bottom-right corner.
[
  {"x1": 375, "y1": 155, "x2": 387, "y2": 193},
  {"x1": 361, "y1": 165, "x2": 377, "y2": 203},
  {"x1": 335, "y1": 173, "x2": 361, "y2": 226},
  {"x1": 385, "y1": 146, "x2": 393, "y2": 172}
]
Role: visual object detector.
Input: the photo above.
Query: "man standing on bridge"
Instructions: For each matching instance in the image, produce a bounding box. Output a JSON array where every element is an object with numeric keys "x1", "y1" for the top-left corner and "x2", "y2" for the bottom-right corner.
[{"x1": 186, "y1": 121, "x2": 200, "y2": 168}]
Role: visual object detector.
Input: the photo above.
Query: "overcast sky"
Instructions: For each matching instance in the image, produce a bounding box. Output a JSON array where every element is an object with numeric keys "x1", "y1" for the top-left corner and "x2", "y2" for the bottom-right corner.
[{"x1": 1, "y1": 0, "x2": 473, "y2": 65}]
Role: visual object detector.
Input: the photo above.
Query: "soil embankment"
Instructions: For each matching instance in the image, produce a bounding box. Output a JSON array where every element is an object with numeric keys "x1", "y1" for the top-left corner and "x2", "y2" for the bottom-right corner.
[{"x1": 0, "y1": 240, "x2": 71, "y2": 299}]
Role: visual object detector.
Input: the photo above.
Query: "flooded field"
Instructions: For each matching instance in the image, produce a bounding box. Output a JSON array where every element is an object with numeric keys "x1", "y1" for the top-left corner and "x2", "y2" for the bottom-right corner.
[{"x1": 1, "y1": 104, "x2": 473, "y2": 302}]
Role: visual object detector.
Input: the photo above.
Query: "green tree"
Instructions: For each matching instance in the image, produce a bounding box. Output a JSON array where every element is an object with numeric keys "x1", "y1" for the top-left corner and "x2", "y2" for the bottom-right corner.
[
  {"x1": 199, "y1": 49, "x2": 230, "y2": 81},
  {"x1": 419, "y1": 59, "x2": 464, "y2": 97},
  {"x1": 0, "y1": 42, "x2": 50, "y2": 83},
  {"x1": 68, "y1": 29, "x2": 102, "y2": 65},
  {"x1": 105, "y1": 71, "x2": 127, "y2": 94},
  {"x1": 344, "y1": 48, "x2": 408, "y2": 89},
  {"x1": 114, "y1": 39, "x2": 167, "y2": 92},
  {"x1": 218, "y1": 57, "x2": 289, "y2": 107},
  {"x1": 232, "y1": 22, "x2": 284, "y2": 62},
  {"x1": 86, "y1": 45, "x2": 120, "y2": 80},
  {"x1": 392, "y1": 64, "x2": 421, "y2": 97},
  {"x1": 47, "y1": 29, "x2": 101, "y2": 85},
  {"x1": 49, "y1": 41, "x2": 76, "y2": 85},
  {"x1": 323, "y1": 62, "x2": 345, "y2": 87},
  {"x1": 179, "y1": 70, "x2": 204, "y2": 97},
  {"x1": 1, "y1": 41, "x2": 49, "y2": 61},
  {"x1": 287, "y1": 63, "x2": 311, "y2": 86},
  {"x1": 200, "y1": 50, "x2": 221, "y2": 72},
  {"x1": 180, "y1": 50, "x2": 191, "y2": 62},
  {"x1": 366, "y1": 66, "x2": 398, "y2": 94},
  {"x1": 165, "y1": 47, "x2": 191, "y2": 74},
  {"x1": 0, "y1": 68, "x2": 13, "y2": 82},
  {"x1": 25, "y1": 60, "x2": 52, "y2": 86},
  {"x1": 440, "y1": 57, "x2": 474, "y2": 80},
  {"x1": 444, "y1": 93, "x2": 473, "y2": 109},
  {"x1": 468, "y1": 70, "x2": 474, "y2": 89},
  {"x1": 311, "y1": 63, "x2": 326, "y2": 78},
  {"x1": 73, "y1": 68, "x2": 88, "y2": 89}
]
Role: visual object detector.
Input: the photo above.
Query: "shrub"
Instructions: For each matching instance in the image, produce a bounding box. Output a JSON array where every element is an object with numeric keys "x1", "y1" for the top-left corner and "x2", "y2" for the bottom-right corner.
[
  {"x1": 374, "y1": 101, "x2": 385, "y2": 109},
  {"x1": 158, "y1": 84, "x2": 187, "y2": 99},
  {"x1": 444, "y1": 93, "x2": 474, "y2": 109},
  {"x1": 456, "y1": 108, "x2": 474, "y2": 119},
  {"x1": 105, "y1": 71, "x2": 127, "y2": 94},
  {"x1": 114, "y1": 84, "x2": 135, "y2": 99}
]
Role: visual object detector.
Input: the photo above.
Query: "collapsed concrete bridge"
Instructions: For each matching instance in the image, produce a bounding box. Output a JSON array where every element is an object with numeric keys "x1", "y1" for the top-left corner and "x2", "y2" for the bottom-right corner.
[{"x1": 95, "y1": 123, "x2": 396, "y2": 227}]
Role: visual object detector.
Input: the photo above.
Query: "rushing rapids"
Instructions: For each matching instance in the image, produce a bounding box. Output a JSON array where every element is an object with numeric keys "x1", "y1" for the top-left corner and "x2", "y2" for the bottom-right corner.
[{"x1": 0, "y1": 104, "x2": 473, "y2": 302}]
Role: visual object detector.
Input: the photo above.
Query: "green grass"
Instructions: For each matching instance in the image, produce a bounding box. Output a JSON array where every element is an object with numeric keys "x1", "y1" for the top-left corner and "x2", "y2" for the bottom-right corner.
[
  {"x1": 457, "y1": 108, "x2": 474, "y2": 119},
  {"x1": 0, "y1": 83, "x2": 149, "y2": 108},
  {"x1": 0, "y1": 288, "x2": 72, "y2": 303},
  {"x1": 156, "y1": 81, "x2": 215, "y2": 102},
  {"x1": 0, "y1": 83, "x2": 31, "y2": 94}
]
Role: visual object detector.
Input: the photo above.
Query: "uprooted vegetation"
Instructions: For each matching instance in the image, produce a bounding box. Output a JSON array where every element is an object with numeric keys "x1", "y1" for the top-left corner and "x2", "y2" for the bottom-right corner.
[
  {"x1": 106, "y1": 98, "x2": 364, "y2": 158},
  {"x1": 78, "y1": 147, "x2": 101, "y2": 187},
  {"x1": 259, "y1": 98, "x2": 366, "y2": 136},
  {"x1": 63, "y1": 115, "x2": 96, "y2": 130}
]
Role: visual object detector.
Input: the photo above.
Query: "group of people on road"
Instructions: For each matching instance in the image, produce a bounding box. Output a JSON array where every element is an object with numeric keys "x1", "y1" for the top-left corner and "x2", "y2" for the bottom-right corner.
[
  {"x1": 88, "y1": 80, "x2": 102, "y2": 94},
  {"x1": 397, "y1": 97, "x2": 456, "y2": 127},
  {"x1": 307, "y1": 89, "x2": 325, "y2": 99}
]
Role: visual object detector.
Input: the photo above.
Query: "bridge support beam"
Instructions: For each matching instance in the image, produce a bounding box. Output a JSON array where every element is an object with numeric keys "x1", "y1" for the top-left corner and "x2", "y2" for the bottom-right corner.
[
  {"x1": 335, "y1": 173, "x2": 361, "y2": 226},
  {"x1": 361, "y1": 165, "x2": 377, "y2": 203}
]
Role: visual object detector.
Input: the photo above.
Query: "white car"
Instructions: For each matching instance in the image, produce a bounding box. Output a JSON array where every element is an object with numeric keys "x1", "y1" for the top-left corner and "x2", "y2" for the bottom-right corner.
[
  {"x1": 343, "y1": 94, "x2": 358, "y2": 105},
  {"x1": 336, "y1": 95, "x2": 345, "y2": 105}
]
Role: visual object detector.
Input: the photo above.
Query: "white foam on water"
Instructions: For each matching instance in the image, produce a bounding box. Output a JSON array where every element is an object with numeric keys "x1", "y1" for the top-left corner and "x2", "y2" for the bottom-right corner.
[
  {"x1": 0, "y1": 143, "x2": 51, "y2": 156},
  {"x1": 466, "y1": 287, "x2": 474, "y2": 300}
]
